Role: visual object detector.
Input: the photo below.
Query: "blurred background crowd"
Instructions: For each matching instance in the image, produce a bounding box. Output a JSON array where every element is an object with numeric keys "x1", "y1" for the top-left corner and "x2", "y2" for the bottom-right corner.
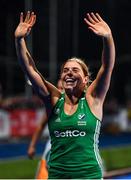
[{"x1": 0, "y1": 0, "x2": 131, "y2": 179}]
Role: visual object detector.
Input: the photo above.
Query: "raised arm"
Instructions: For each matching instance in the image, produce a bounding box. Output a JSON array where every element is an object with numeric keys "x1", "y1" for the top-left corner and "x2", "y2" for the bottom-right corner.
[
  {"x1": 84, "y1": 13, "x2": 115, "y2": 103},
  {"x1": 15, "y1": 11, "x2": 60, "y2": 105}
]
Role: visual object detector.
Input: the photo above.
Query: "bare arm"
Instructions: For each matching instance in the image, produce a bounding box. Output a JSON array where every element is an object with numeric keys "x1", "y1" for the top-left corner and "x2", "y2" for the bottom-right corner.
[
  {"x1": 15, "y1": 12, "x2": 60, "y2": 105},
  {"x1": 27, "y1": 113, "x2": 48, "y2": 159},
  {"x1": 84, "y1": 13, "x2": 115, "y2": 103}
]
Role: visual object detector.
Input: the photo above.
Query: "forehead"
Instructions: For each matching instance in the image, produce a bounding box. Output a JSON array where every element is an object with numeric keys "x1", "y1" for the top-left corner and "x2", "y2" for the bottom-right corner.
[{"x1": 63, "y1": 61, "x2": 82, "y2": 69}]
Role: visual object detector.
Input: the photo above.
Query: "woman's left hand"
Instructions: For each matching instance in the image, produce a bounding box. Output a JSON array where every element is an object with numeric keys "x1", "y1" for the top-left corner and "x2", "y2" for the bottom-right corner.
[{"x1": 84, "y1": 12, "x2": 111, "y2": 38}]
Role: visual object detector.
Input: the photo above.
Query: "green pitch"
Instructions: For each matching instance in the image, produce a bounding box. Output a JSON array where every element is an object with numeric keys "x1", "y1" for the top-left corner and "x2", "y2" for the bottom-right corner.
[
  {"x1": 0, "y1": 157, "x2": 39, "y2": 179},
  {"x1": 0, "y1": 146, "x2": 131, "y2": 179},
  {"x1": 101, "y1": 145, "x2": 131, "y2": 171}
]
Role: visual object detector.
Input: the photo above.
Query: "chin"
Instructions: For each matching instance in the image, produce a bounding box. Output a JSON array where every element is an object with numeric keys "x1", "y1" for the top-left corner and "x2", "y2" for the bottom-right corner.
[
  {"x1": 64, "y1": 86, "x2": 74, "y2": 92},
  {"x1": 65, "y1": 86, "x2": 73, "y2": 90}
]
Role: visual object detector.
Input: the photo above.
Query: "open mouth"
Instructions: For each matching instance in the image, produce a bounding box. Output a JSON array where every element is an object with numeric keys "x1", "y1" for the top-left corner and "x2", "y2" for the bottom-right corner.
[
  {"x1": 64, "y1": 78, "x2": 78, "y2": 87},
  {"x1": 65, "y1": 78, "x2": 76, "y2": 84}
]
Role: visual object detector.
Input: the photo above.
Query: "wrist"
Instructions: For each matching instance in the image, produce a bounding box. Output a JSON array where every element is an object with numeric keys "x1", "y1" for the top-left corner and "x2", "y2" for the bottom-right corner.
[
  {"x1": 103, "y1": 31, "x2": 112, "y2": 39},
  {"x1": 15, "y1": 36, "x2": 24, "y2": 42}
]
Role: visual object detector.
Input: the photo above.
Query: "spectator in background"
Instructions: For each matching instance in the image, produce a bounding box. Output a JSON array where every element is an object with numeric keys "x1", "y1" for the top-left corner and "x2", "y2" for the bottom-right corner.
[
  {"x1": 103, "y1": 97, "x2": 129, "y2": 134},
  {"x1": 0, "y1": 83, "x2": 3, "y2": 106},
  {"x1": 127, "y1": 99, "x2": 131, "y2": 130},
  {"x1": 102, "y1": 98, "x2": 120, "y2": 134},
  {"x1": 28, "y1": 111, "x2": 49, "y2": 179}
]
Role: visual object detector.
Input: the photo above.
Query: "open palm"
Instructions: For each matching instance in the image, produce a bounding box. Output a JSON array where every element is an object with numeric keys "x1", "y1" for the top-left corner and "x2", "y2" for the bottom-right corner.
[
  {"x1": 15, "y1": 11, "x2": 36, "y2": 39},
  {"x1": 84, "y1": 13, "x2": 111, "y2": 38}
]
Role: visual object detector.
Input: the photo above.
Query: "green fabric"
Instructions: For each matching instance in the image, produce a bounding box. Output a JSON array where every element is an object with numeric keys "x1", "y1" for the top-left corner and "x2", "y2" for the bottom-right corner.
[{"x1": 48, "y1": 92, "x2": 103, "y2": 179}]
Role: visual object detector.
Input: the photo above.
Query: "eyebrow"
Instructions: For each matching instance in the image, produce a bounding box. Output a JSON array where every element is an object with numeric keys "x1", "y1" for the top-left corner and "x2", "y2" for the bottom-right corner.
[{"x1": 63, "y1": 67, "x2": 80, "y2": 70}]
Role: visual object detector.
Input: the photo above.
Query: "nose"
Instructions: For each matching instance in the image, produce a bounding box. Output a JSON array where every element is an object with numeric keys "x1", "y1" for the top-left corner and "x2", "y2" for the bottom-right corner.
[{"x1": 67, "y1": 68, "x2": 73, "y2": 75}]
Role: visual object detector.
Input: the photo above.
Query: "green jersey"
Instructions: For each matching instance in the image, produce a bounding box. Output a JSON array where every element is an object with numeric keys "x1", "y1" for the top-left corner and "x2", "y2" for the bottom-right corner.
[{"x1": 48, "y1": 93, "x2": 103, "y2": 179}]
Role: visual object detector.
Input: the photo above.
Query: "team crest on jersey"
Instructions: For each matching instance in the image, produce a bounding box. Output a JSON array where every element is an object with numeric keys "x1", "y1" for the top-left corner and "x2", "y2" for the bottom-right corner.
[
  {"x1": 77, "y1": 113, "x2": 86, "y2": 126},
  {"x1": 78, "y1": 113, "x2": 85, "y2": 120},
  {"x1": 55, "y1": 117, "x2": 61, "y2": 122},
  {"x1": 54, "y1": 108, "x2": 60, "y2": 115}
]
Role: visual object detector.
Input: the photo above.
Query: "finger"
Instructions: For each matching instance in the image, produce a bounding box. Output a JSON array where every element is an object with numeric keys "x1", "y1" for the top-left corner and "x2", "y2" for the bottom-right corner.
[
  {"x1": 88, "y1": 27, "x2": 102, "y2": 36},
  {"x1": 87, "y1": 13, "x2": 96, "y2": 24},
  {"x1": 28, "y1": 12, "x2": 33, "y2": 24},
  {"x1": 84, "y1": 18, "x2": 94, "y2": 27},
  {"x1": 25, "y1": 11, "x2": 30, "y2": 22},
  {"x1": 32, "y1": 15, "x2": 36, "y2": 26},
  {"x1": 31, "y1": 15, "x2": 36, "y2": 26},
  {"x1": 20, "y1": 12, "x2": 23, "y2": 23},
  {"x1": 90, "y1": 12, "x2": 100, "y2": 23},
  {"x1": 95, "y1": 13, "x2": 103, "y2": 22},
  {"x1": 29, "y1": 13, "x2": 36, "y2": 26},
  {"x1": 88, "y1": 26, "x2": 98, "y2": 34}
]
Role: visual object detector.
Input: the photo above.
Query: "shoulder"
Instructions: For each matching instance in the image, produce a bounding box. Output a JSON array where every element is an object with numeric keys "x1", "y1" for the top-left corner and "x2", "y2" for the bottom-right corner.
[
  {"x1": 85, "y1": 90, "x2": 103, "y2": 120},
  {"x1": 54, "y1": 92, "x2": 64, "y2": 106}
]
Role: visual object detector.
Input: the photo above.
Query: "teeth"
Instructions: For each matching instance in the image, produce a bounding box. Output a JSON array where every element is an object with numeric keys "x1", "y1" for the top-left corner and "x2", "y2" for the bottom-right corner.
[{"x1": 66, "y1": 78, "x2": 75, "y2": 83}]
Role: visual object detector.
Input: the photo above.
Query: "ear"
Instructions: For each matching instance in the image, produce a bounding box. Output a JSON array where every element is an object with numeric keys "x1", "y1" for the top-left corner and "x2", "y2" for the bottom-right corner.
[{"x1": 84, "y1": 76, "x2": 88, "y2": 84}]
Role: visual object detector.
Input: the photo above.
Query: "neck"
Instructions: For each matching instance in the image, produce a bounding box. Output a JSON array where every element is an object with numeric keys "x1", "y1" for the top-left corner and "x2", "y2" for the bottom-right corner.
[
  {"x1": 64, "y1": 94, "x2": 79, "y2": 115},
  {"x1": 65, "y1": 90, "x2": 83, "y2": 105}
]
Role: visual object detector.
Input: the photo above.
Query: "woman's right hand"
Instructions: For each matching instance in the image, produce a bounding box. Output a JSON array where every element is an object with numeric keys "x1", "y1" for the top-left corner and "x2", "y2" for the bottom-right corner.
[{"x1": 15, "y1": 11, "x2": 36, "y2": 39}]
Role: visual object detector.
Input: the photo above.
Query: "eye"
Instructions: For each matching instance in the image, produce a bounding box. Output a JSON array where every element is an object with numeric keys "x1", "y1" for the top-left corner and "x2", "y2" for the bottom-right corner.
[
  {"x1": 63, "y1": 68, "x2": 68, "y2": 73},
  {"x1": 73, "y1": 69, "x2": 78, "y2": 73},
  {"x1": 72, "y1": 68, "x2": 79, "y2": 73}
]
